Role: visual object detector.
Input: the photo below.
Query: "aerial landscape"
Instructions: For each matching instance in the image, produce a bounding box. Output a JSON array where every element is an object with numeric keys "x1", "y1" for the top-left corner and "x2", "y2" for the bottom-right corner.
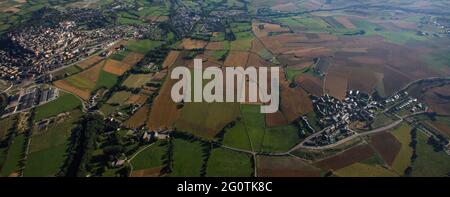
[{"x1": 0, "y1": 0, "x2": 450, "y2": 178}]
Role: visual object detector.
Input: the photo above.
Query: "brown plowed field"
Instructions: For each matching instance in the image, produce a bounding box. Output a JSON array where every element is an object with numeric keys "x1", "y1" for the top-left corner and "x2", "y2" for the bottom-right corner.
[
  {"x1": 314, "y1": 144, "x2": 375, "y2": 171},
  {"x1": 224, "y1": 51, "x2": 249, "y2": 67},
  {"x1": 266, "y1": 111, "x2": 289, "y2": 127},
  {"x1": 124, "y1": 105, "x2": 150, "y2": 129},
  {"x1": 257, "y1": 155, "x2": 323, "y2": 177},
  {"x1": 369, "y1": 132, "x2": 401, "y2": 165},
  {"x1": 162, "y1": 50, "x2": 180, "y2": 69}
]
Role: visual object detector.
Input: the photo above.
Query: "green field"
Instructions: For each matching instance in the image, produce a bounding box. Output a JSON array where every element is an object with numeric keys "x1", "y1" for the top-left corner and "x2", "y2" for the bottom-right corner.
[
  {"x1": 110, "y1": 50, "x2": 130, "y2": 61},
  {"x1": 229, "y1": 22, "x2": 254, "y2": 51},
  {"x1": 175, "y1": 102, "x2": 241, "y2": 139},
  {"x1": 285, "y1": 66, "x2": 316, "y2": 81},
  {"x1": 107, "y1": 91, "x2": 132, "y2": 104},
  {"x1": 412, "y1": 131, "x2": 450, "y2": 177},
  {"x1": 240, "y1": 105, "x2": 266, "y2": 152},
  {"x1": 230, "y1": 32, "x2": 254, "y2": 51},
  {"x1": 351, "y1": 19, "x2": 427, "y2": 44},
  {"x1": 131, "y1": 141, "x2": 167, "y2": 171},
  {"x1": 117, "y1": 11, "x2": 145, "y2": 25},
  {"x1": 205, "y1": 148, "x2": 253, "y2": 177},
  {"x1": 95, "y1": 70, "x2": 119, "y2": 90},
  {"x1": 126, "y1": 39, "x2": 163, "y2": 54},
  {"x1": 423, "y1": 49, "x2": 450, "y2": 71},
  {"x1": 0, "y1": 134, "x2": 25, "y2": 177},
  {"x1": 372, "y1": 113, "x2": 397, "y2": 129},
  {"x1": 334, "y1": 162, "x2": 398, "y2": 177},
  {"x1": 99, "y1": 104, "x2": 119, "y2": 116},
  {"x1": 65, "y1": 74, "x2": 96, "y2": 91},
  {"x1": 222, "y1": 120, "x2": 252, "y2": 151},
  {"x1": 54, "y1": 65, "x2": 83, "y2": 78},
  {"x1": 23, "y1": 110, "x2": 82, "y2": 177},
  {"x1": 390, "y1": 123, "x2": 413, "y2": 174},
  {"x1": 0, "y1": 115, "x2": 16, "y2": 140},
  {"x1": 34, "y1": 92, "x2": 82, "y2": 122},
  {"x1": 170, "y1": 138, "x2": 205, "y2": 177},
  {"x1": 122, "y1": 73, "x2": 153, "y2": 88},
  {"x1": 261, "y1": 124, "x2": 300, "y2": 153},
  {"x1": 222, "y1": 104, "x2": 293, "y2": 153}
]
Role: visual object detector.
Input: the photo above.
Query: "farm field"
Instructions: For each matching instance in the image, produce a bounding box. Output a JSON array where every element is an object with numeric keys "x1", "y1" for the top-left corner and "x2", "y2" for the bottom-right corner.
[
  {"x1": 368, "y1": 132, "x2": 401, "y2": 165},
  {"x1": 107, "y1": 91, "x2": 133, "y2": 104},
  {"x1": 34, "y1": 92, "x2": 82, "y2": 122},
  {"x1": 23, "y1": 110, "x2": 82, "y2": 177},
  {"x1": 261, "y1": 124, "x2": 300, "y2": 153},
  {"x1": 122, "y1": 73, "x2": 153, "y2": 88},
  {"x1": 205, "y1": 148, "x2": 253, "y2": 177},
  {"x1": 240, "y1": 104, "x2": 266, "y2": 152},
  {"x1": 53, "y1": 61, "x2": 105, "y2": 100},
  {"x1": 222, "y1": 120, "x2": 252, "y2": 151},
  {"x1": 175, "y1": 102, "x2": 240, "y2": 139},
  {"x1": 411, "y1": 131, "x2": 450, "y2": 177},
  {"x1": 124, "y1": 105, "x2": 150, "y2": 129},
  {"x1": 333, "y1": 162, "x2": 398, "y2": 177},
  {"x1": 257, "y1": 155, "x2": 323, "y2": 177},
  {"x1": 390, "y1": 123, "x2": 413, "y2": 175},
  {"x1": 0, "y1": 134, "x2": 25, "y2": 177},
  {"x1": 169, "y1": 138, "x2": 205, "y2": 177},
  {"x1": 314, "y1": 144, "x2": 376, "y2": 171},
  {"x1": 0, "y1": 114, "x2": 16, "y2": 140},
  {"x1": 126, "y1": 39, "x2": 163, "y2": 54},
  {"x1": 130, "y1": 141, "x2": 167, "y2": 174}
]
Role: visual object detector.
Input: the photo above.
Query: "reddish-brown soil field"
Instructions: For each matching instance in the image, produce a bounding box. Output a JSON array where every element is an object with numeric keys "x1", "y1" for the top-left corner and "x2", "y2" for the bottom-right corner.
[
  {"x1": 369, "y1": 132, "x2": 401, "y2": 165},
  {"x1": 324, "y1": 71, "x2": 348, "y2": 100},
  {"x1": 335, "y1": 16, "x2": 356, "y2": 29},
  {"x1": 347, "y1": 68, "x2": 378, "y2": 94},
  {"x1": 162, "y1": 50, "x2": 180, "y2": 69},
  {"x1": 296, "y1": 75, "x2": 323, "y2": 96},
  {"x1": 77, "y1": 55, "x2": 104, "y2": 69},
  {"x1": 252, "y1": 22, "x2": 290, "y2": 38},
  {"x1": 266, "y1": 111, "x2": 289, "y2": 127},
  {"x1": 178, "y1": 38, "x2": 208, "y2": 50},
  {"x1": 246, "y1": 53, "x2": 272, "y2": 68},
  {"x1": 78, "y1": 60, "x2": 104, "y2": 81},
  {"x1": 126, "y1": 94, "x2": 149, "y2": 106},
  {"x1": 206, "y1": 42, "x2": 225, "y2": 50},
  {"x1": 314, "y1": 144, "x2": 375, "y2": 170},
  {"x1": 124, "y1": 105, "x2": 150, "y2": 129},
  {"x1": 131, "y1": 167, "x2": 162, "y2": 177},
  {"x1": 54, "y1": 61, "x2": 104, "y2": 100},
  {"x1": 151, "y1": 70, "x2": 168, "y2": 82},
  {"x1": 103, "y1": 59, "x2": 128, "y2": 75},
  {"x1": 224, "y1": 51, "x2": 249, "y2": 67},
  {"x1": 53, "y1": 80, "x2": 91, "y2": 100},
  {"x1": 424, "y1": 85, "x2": 450, "y2": 115},
  {"x1": 122, "y1": 52, "x2": 145, "y2": 66},
  {"x1": 280, "y1": 80, "x2": 313, "y2": 122},
  {"x1": 426, "y1": 121, "x2": 450, "y2": 138},
  {"x1": 257, "y1": 155, "x2": 323, "y2": 177},
  {"x1": 147, "y1": 73, "x2": 181, "y2": 130}
]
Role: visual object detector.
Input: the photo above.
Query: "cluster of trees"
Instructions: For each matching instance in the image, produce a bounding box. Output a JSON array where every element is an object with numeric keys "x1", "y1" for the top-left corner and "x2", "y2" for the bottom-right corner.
[
  {"x1": 405, "y1": 128, "x2": 418, "y2": 176},
  {"x1": 427, "y1": 134, "x2": 448, "y2": 152},
  {"x1": 60, "y1": 113, "x2": 105, "y2": 177}
]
